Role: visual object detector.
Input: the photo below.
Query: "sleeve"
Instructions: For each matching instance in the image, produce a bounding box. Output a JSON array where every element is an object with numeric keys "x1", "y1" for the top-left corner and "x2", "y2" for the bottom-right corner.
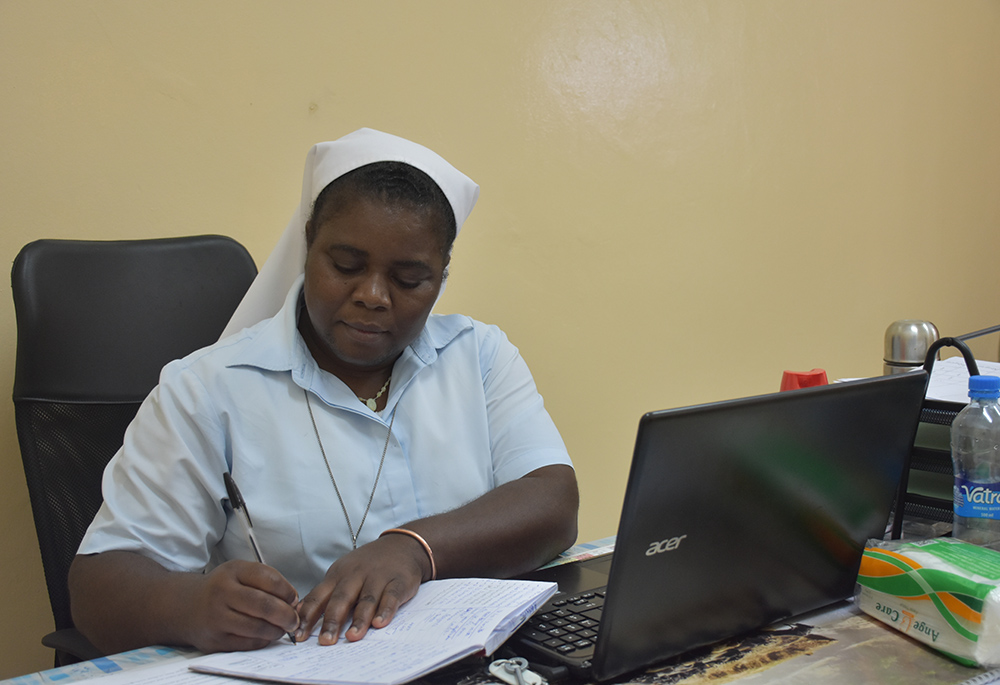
[
  {"x1": 478, "y1": 323, "x2": 574, "y2": 485},
  {"x1": 76, "y1": 359, "x2": 230, "y2": 573}
]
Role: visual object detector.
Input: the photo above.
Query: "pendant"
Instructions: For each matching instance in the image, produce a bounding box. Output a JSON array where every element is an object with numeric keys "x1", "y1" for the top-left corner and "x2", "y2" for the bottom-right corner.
[{"x1": 366, "y1": 398, "x2": 377, "y2": 411}]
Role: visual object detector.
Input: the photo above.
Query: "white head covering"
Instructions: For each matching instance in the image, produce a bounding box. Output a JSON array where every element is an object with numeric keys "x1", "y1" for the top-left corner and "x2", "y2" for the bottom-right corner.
[{"x1": 220, "y1": 128, "x2": 480, "y2": 339}]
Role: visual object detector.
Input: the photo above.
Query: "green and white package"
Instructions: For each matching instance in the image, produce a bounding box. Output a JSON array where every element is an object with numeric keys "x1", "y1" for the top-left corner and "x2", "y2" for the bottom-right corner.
[{"x1": 857, "y1": 537, "x2": 1000, "y2": 667}]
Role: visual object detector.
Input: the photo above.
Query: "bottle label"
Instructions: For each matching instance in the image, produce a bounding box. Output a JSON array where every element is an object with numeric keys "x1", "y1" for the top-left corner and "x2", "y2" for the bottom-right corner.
[{"x1": 954, "y1": 478, "x2": 1000, "y2": 520}]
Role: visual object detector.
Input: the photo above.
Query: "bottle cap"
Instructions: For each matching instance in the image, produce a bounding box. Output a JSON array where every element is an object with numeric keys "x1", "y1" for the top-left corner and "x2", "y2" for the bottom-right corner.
[{"x1": 968, "y1": 375, "x2": 1000, "y2": 399}]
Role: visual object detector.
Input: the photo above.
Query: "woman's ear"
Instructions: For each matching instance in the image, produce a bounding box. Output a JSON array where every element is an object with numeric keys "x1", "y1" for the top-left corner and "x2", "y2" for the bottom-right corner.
[{"x1": 304, "y1": 219, "x2": 316, "y2": 247}]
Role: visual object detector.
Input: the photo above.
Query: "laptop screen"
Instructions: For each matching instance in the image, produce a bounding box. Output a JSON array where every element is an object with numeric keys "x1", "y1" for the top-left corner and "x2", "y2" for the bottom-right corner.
[{"x1": 592, "y1": 372, "x2": 927, "y2": 680}]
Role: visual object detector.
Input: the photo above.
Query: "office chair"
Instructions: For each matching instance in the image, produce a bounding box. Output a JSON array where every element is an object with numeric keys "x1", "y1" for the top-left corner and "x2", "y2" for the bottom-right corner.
[{"x1": 11, "y1": 235, "x2": 258, "y2": 666}]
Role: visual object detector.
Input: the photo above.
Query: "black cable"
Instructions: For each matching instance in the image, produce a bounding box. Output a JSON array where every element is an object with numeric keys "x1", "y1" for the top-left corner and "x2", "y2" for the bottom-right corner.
[
  {"x1": 923, "y1": 337, "x2": 980, "y2": 377},
  {"x1": 955, "y1": 323, "x2": 1000, "y2": 342}
]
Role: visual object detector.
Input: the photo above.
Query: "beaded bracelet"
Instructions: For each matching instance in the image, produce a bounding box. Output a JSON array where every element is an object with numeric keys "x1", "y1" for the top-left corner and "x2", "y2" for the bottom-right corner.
[{"x1": 380, "y1": 528, "x2": 437, "y2": 580}]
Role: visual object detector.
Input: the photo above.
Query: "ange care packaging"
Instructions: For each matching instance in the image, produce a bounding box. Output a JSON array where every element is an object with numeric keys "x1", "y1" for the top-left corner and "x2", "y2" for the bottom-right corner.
[{"x1": 857, "y1": 537, "x2": 1000, "y2": 667}]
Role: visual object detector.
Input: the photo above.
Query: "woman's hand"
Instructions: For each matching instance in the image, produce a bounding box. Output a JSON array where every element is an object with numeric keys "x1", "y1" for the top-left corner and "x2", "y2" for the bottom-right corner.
[
  {"x1": 178, "y1": 560, "x2": 301, "y2": 653},
  {"x1": 294, "y1": 534, "x2": 431, "y2": 644},
  {"x1": 69, "y1": 551, "x2": 299, "y2": 655},
  {"x1": 294, "y1": 465, "x2": 577, "y2": 646}
]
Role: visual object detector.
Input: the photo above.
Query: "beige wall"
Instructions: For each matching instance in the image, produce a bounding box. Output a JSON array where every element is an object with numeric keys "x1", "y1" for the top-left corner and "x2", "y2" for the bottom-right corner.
[{"x1": 2, "y1": 1, "x2": 998, "y2": 676}]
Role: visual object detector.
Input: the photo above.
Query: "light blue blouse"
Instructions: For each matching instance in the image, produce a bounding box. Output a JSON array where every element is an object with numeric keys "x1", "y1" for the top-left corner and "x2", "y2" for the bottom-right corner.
[{"x1": 79, "y1": 276, "x2": 572, "y2": 596}]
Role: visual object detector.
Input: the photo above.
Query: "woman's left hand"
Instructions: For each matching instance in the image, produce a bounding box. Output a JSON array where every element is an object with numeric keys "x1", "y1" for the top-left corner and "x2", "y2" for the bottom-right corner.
[
  {"x1": 294, "y1": 533, "x2": 432, "y2": 644},
  {"x1": 295, "y1": 465, "x2": 578, "y2": 645}
]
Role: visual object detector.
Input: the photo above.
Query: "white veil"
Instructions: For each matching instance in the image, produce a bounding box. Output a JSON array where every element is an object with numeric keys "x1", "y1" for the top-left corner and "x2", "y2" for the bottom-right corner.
[{"x1": 220, "y1": 128, "x2": 480, "y2": 339}]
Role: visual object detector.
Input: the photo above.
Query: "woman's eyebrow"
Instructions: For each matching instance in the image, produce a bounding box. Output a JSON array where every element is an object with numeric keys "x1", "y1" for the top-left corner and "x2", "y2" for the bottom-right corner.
[
  {"x1": 328, "y1": 244, "x2": 366, "y2": 257},
  {"x1": 392, "y1": 259, "x2": 433, "y2": 271},
  {"x1": 329, "y1": 244, "x2": 432, "y2": 271}
]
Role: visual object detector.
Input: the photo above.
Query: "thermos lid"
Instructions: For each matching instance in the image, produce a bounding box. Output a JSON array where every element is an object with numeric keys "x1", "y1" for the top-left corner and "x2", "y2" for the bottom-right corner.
[{"x1": 884, "y1": 319, "x2": 940, "y2": 365}]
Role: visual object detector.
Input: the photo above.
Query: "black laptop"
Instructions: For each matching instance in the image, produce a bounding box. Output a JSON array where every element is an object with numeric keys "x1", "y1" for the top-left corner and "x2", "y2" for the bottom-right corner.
[{"x1": 511, "y1": 372, "x2": 927, "y2": 681}]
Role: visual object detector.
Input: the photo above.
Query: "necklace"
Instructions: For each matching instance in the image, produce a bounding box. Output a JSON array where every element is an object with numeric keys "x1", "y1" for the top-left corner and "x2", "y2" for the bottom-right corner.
[
  {"x1": 304, "y1": 389, "x2": 395, "y2": 550},
  {"x1": 359, "y1": 376, "x2": 391, "y2": 411}
]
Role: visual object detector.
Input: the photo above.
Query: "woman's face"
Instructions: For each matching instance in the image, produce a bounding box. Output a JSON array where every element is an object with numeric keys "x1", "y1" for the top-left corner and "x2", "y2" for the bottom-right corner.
[{"x1": 300, "y1": 196, "x2": 449, "y2": 379}]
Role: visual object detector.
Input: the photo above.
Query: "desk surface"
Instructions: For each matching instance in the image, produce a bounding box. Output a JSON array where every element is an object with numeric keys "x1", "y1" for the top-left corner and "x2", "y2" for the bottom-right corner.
[
  {"x1": 6, "y1": 602, "x2": 996, "y2": 685},
  {"x1": 6, "y1": 536, "x2": 998, "y2": 685}
]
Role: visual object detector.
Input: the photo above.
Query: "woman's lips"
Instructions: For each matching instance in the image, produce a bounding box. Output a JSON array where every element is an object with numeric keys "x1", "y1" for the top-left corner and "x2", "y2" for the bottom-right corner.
[{"x1": 343, "y1": 322, "x2": 387, "y2": 340}]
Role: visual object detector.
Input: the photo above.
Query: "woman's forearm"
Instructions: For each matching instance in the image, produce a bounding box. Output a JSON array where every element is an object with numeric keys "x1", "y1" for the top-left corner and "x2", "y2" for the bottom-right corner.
[{"x1": 403, "y1": 464, "x2": 579, "y2": 579}]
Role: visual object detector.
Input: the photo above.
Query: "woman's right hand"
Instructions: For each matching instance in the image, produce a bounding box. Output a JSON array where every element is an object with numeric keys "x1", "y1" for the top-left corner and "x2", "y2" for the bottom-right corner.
[
  {"x1": 178, "y1": 559, "x2": 301, "y2": 653},
  {"x1": 69, "y1": 551, "x2": 299, "y2": 655}
]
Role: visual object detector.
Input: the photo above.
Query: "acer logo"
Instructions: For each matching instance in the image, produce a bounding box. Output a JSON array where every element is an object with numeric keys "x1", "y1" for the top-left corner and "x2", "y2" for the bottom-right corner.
[{"x1": 645, "y1": 535, "x2": 687, "y2": 556}]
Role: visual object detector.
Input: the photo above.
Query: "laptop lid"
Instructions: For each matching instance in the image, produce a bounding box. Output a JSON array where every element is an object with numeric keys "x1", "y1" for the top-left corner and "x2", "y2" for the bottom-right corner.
[{"x1": 590, "y1": 371, "x2": 927, "y2": 681}]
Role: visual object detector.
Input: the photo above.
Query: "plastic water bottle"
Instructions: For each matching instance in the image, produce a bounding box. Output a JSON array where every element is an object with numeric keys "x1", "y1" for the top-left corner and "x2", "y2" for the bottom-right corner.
[{"x1": 952, "y1": 375, "x2": 1000, "y2": 548}]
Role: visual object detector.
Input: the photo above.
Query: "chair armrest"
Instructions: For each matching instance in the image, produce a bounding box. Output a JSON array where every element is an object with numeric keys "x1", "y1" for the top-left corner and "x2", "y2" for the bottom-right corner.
[{"x1": 42, "y1": 628, "x2": 103, "y2": 666}]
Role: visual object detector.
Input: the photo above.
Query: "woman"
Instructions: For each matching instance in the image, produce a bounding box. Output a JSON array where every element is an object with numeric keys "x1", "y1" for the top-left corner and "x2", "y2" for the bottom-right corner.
[{"x1": 68, "y1": 128, "x2": 579, "y2": 655}]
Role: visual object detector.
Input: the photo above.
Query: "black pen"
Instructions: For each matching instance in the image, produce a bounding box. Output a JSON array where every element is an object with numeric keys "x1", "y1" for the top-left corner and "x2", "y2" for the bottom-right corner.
[{"x1": 224, "y1": 472, "x2": 298, "y2": 644}]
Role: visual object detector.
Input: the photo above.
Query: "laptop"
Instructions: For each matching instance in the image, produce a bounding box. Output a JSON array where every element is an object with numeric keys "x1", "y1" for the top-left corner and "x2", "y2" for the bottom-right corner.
[{"x1": 510, "y1": 372, "x2": 927, "y2": 682}]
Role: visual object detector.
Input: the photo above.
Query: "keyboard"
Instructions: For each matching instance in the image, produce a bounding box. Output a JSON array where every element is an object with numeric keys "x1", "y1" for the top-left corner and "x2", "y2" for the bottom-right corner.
[{"x1": 510, "y1": 586, "x2": 606, "y2": 673}]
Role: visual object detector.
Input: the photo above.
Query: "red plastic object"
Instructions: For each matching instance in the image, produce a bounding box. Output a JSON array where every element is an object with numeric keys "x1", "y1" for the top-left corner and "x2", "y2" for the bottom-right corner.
[{"x1": 780, "y1": 368, "x2": 829, "y2": 392}]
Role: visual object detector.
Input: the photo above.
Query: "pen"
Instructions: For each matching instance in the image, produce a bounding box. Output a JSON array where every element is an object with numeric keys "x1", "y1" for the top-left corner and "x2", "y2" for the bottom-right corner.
[{"x1": 223, "y1": 471, "x2": 298, "y2": 644}]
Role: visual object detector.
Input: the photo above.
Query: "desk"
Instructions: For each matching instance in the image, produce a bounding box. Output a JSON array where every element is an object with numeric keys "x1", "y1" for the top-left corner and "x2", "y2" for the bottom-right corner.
[
  {"x1": 5, "y1": 600, "x2": 997, "y2": 685},
  {"x1": 6, "y1": 536, "x2": 998, "y2": 685}
]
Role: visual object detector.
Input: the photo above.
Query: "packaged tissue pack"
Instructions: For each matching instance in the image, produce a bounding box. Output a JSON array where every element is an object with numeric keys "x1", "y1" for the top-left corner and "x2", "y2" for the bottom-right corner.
[{"x1": 857, "y1": 537, "x2": 1000, "y2": 667}]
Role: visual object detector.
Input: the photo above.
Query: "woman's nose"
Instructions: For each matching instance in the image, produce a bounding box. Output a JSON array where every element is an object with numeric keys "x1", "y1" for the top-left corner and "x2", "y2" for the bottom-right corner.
[{"x1": 353, "y1": 272, "x2": 391, "y2": 308}]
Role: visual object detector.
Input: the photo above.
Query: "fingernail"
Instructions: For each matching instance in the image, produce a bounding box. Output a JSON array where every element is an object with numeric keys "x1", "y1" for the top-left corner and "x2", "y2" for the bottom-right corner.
[{"x1": 320, "y1": 630, "x2": 335, "y2": 645}]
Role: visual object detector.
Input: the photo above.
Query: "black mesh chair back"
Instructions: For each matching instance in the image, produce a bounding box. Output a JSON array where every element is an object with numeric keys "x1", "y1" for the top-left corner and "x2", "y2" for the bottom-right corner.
[{"x1": 11, "y1": 235, "x2": 258, "y2": 663}]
